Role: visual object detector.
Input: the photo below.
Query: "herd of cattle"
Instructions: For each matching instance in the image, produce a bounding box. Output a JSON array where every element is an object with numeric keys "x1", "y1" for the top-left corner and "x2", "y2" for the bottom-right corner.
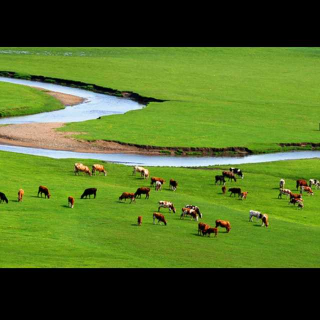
[{"x1": 1, "y1": 162, "x2": 317, "y2": 239}]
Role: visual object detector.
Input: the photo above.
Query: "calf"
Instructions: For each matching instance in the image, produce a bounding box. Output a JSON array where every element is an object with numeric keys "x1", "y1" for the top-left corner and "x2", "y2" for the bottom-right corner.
[
  {"x1": 153, "y1": 212, "x2": 167, "y2": 226},
  {"x1": 81, "y1": 188, "x2": 97, "y2": 199},
  {"x1": 119, "y1": 192, "x2": 136, "y2": 203},
  {"x1": 296, "y1": 179, "x2": 308, "y2": 190},
  {"x1": 297, "y1": 201, "x2": 304, "y2": 209},
  {"x1": 215, "y1": 219, "x2": 231, "y2": 233},
  {"x1": 261, "y1": 214, "x2": 269, "y2": 227},
  {"x1": 309, "y1": 179, "x2": 320, "y2": 188},
  {"x1": 185, "y1": 205, "x2": 202, "y2": 218},
  {"x1": 279, "y1": 179, "x2": 285, "y2": 189},
  {"x1": 202, "y1": 227, "x2": 218, "y2": 237},
  {"x1": 38, "y1": 186, "x2": 51, "y2": 199},
  {"x1": 169, "y1": 179, "x2": 178, "y2": 191},
  {"x1": 18, "y1": 189, "x2": 24, "y2": 202},
  {"x1": 0, "y1": 192, "x2": 8, "y2": 203},
  {"x1": 278, "y1": 188, "x2": 291, "y2": 199},
  {"x1": 222, "y1": 186, "x2": 227, "y2": 194},
  {"x1": 290, "y1": 192, "x2": 302, "y2": 200},
  {"x1": 228, "y1": 187, "x2": 241, "y2": 197},
  {"x1": 240, "y1": 191, "x2": 248, "y2": 200},
  {"x1": 68, "y1": 196, "x2": 75, "y2": 208},
  {"x1": 158, "y1": 201, "x2": 176, "y2": 213},
  {"x1": 134, "y1": 187, "x2": 150, "y2": 199},
  {"x1": 141, "y1": 169, "x2": 149, "y2": 179},
  {"x1": 92, "y1": 164, "x2": 107, "y2": 176},
  {"x1": 155, "y1": 181, "x2": 162, "y2": 191},
  {"x1": 137, "y1": 216, "x2": 142, "y2": 226},
  {"x1": 215, "y1": 175, "x2": 226, "y2": 185},
  {"x1": 198, "y1": 222, "x2": 210, "y2": 236},
  {"x1": 150, "y1": 177, "x2": 166, "y2": 186},
  {"x1": 180, "y1": 208, "x2": 199, "y2": 221},
  {"x1": 289, "y1": 198, "x2": 304, "y2": 206},
  {"x1": 300, "y1": 186, "x2": 314, "y2": 196}
]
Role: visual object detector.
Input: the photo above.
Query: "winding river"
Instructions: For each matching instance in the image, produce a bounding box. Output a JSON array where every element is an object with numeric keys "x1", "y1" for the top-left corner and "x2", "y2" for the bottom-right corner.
[{"x1": 0, "y1": 76, "x2": 320, "y2": 167}]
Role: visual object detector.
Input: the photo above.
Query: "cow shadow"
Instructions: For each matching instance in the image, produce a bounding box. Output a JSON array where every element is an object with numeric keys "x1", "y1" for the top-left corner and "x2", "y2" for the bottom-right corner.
[{"x1": 61, "y1": 205, "x2": 70, "y2": 208}]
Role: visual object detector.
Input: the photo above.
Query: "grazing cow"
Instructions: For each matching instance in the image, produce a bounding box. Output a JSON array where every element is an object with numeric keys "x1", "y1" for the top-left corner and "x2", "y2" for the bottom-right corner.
[
  {"x1": 0, "y1": 192, "x2": 9, "y2": 203},
  {"x1": 132, "y1": 166, "x2": 146, "y2": 176},
  {"x1": 119, "y1": 192, "x2": 136, "y2": 203},
  {"x1": 155, "y1": 181, "x2": 162, "y2": 191},
  {"x1": 309, "y1": 179, "x2": 320, "y2": 188},
  {"x1": 169, "y1": 179, "x2": 178, "y2": 191},
  {"x1": 222, "y1": 171, "x2": 237, "y2": 182},
  {"x1": 290, "y1": 192, "x2": 302, "y2": 200},
  {"x1": 158, "y1": 201, "x2": 176, "y2": 213},
  {"x1": 202, "y1": 227, "x2": 218, "y2": 237},
  {"x1": 38, "y1": 186, "x2": 51, "y2": 199},
  {"x1": 289, "y1": 198, "x2": 304, "y2": 206},
  {"x1": 81, "y1": 188, "x2": 97, "y2": 199},
  {"x1": 249, "y1": 210, "x2": 268, "y2": 227},
  {"x1": 137, "y1": 216, "x2": 142, "y2": 226},
  {"x1": 134, "y1": 187, "x2": 150, "y2": 199},
  {"x1": 92, "y1": 164, "x2": 107, "y2": 176},
  {"x1": 180, "y1": 207, "x2": 199, "y2": 221},
  {"x1": 215, "y1": 175, "x2": 226, "y2": 185},
  {"x1": 279, "y1": 179, "x2": 285, "y2": 189},
  {"x1": 185, "y1": 205, "x2": 202, "y2": 218},
  {"x1": 153, "y1": 212, "x2": 167, "y2": 226},
  {"x1": 278, "y1": 188, "x2": 292, "y2": 199},
  {"x1": 240, "y1": 191, "x2": 248, "y2": 200},
  {"x1": 150, "y1": 177, "x2": 166, "y2": 186},
  {"x1": 222, "y1": 186, "x2": 227, "y2": 194},
  {"x1": 18, "y1": 189, "x2": 24, "y2": 202},
  {"x1": 215, "y1": 220, "x2": 231, "y2": 233},
  {"x1": 300, "y1": 186, "x2": 314, "y2": 196},
  {"x1": 74, "y1": 163, "x2": 92, "y2": 176},
  {"x1": 296, "y1": 179, "x2": 308, "y2": 190},
  {"x1": 297, "y1": 201, "x2": 304, "y2": 209},
  {"x1": 228, "y1": 187, "x2": 242, "y2": 197},
  {"x1": 141, "y1": 169, "x2": 149, "y2": 179},
  {"x1": 68, "y1": 196, "x2": 75, "y2": 208},
  {"x1": 229, "y1": 167, "x2": 244, "y2": 179},
  {"x1": 198, "y1": 222, "x2": 210, "y2": 236}
]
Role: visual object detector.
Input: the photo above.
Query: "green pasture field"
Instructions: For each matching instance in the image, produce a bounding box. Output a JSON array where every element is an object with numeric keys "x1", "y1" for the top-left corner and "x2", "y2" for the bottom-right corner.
[
  {"x1": 0, "y1": 150, "x2": 319, "y2": 268},
  {"x1": 0, "y1": 47, "x2": 320, "y2": 153},
  {"x1": 0, "y1": 82, "x2": 63, "y2": 117}
]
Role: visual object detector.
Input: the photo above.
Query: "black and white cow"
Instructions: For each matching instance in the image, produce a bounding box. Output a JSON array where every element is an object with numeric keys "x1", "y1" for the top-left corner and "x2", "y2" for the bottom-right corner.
[{"x1": 230, "y1": 167, "x2": 244, "y2": 179}]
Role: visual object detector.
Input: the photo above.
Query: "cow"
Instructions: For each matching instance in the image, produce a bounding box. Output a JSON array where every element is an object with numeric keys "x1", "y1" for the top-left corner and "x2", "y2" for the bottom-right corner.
[
  {"x1": 155, "y1": 181, "x2": 162, "y2": 191},
  {"x1": 158, "y1": 201, "x2": 176, "y2": 213},
  {"x1": 296, "y1": 179, "x2": 308, "y2": 190},
  {"x1": 300, "y1": 186, "x2": 314, "y2": 196},
  {"x1": 169, "y1": 179, "x2": 178, "y2": 191},
  {"x1": 0, "y1": 192, "x2": 9, "y2": 203},
  {"x1": 229, "y1": 167, "x2": 244, "y2": 179},
  {"x1": 222, "y1": 171, "x2": 237, "y2": 182},
  {"x1": 38, "y1": 186, "x2": 51, "y2": 199},
  {"x1": 215, "y1": 175, "x2": 226, "y2": 185},
  {"x1": 215, "y1": 220, "x2": 231, "y2": 233},
  {"x1": 279, "y1": 179, "x2": 285, "y2": 189},
  {"x1": 202, "y1": 227, "x2": 218, "y2": 237},
  {"x1": 134, "y1": 187, "x2": 150, "y2": 199},
  {"x1": 222, "y1": 186, "x2": 227, "y2": 194},
  {"x1": 92, "y1": 164, "x2": 107, "y2": 176},
  {"x1": 74, "y1": 163, "x2": 92, "y2": 176},
  {"x1": 289, "y1": 198, "x2": 303, "y2": 206},
  {"x1": 278, "y1": 188, "x2": 292, "y2": 199},
  {"x1": 228, "y1": 187, "x2": 242, "y2": 197},
  {"x1": 150, "y1": 177, "x2": 166, "y2": 186},
  {"x1": 68, "y1": 196, "x2": 75, "y2": 208},
  {"x1": 249, "y1": 210, "x2": 269, "y2": 227},
  {"x1": 309, "y1": 179, "x2": 320, "y2": 189},
  {"x1": 132, "y1": 166, "x2": 146, "y2": 176},
  {"x1": 290, "y1": 192, "x2": 302, "y2": 200},
  {"x1": 180, "y1": 207, "x2": 199, "y2": 221},
  {"x1": 137, "y1": 216, "x2": 142, "y2": 226},
  {"x1": 153, "y1": 212, "x2": 167, "y2": 226},
  {"x1": 261, "y1": 214, "x2": 269, "y2": 227},
  {"x1": 198, "y1": 222, "x2": 210, "y2": 236},
  {"x1": 18, "y1": 189, "x2": 24, "y2": 202},
  {"x1": 297, "y1": 201, "x2": 304, "y2": 209},
  {"x1": 240, "y1": 191, "x2": 248, "y2": 200},
  {"x1": 185, "y1": 205, "x2": 202, "y2": 218},
  {"x1": 141, "y1": 169, "x2": 149, "y2": 179},
  {"x1": 119, "y1": 192, "x2": 136, "y2": 203},
  {"x1": 81, "y1": 188, "x2": 97, "y2": 199}
]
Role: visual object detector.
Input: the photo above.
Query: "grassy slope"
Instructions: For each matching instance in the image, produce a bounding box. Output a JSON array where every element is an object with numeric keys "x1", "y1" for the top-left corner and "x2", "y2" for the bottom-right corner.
[
  {"x1": 0, "y1": 47, "x2": 320, "y2": 152},
  {"x1": 0, "y1": 82, "x2": 64, "y2": 117},
  {"x1": 0, "y1": 150, "x2": 319, "y2": 268}
]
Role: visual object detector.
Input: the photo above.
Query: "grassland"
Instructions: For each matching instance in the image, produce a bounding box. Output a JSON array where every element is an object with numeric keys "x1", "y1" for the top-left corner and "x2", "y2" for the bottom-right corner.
[
  {"x1": 0, "y1": 150, "x2": 319, "y2": 268},
  {"x1": 0, "y1": 82, "x2": 63, "y2": 117},
  {"x1": 0, "y1": 47, "x2": 320, "y2": 153}
]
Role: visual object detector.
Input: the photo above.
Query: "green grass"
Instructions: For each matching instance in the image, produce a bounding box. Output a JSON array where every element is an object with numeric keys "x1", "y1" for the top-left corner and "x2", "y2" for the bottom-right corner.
[
  {"x1": 1, "y1": 47, "x2": 320, "y2": 152},
  {"x1": 0, "y1": 150, "x2": 319, "y2": 268},
  {"x1": 0, "y1": 82, "x2": 63, "y2": 117}
]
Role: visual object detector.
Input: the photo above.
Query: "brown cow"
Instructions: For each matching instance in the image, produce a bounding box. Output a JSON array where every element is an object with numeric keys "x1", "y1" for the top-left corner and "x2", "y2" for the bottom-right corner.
[
  {"x1": 296, "y1": 179, "x2": 308, "y2": 190},
  {"x1": 137, "y1": 216, "x2": 142, "y2": 226},
  {"x1": 300, "y1": 186, "x2": 314, "y2": 196},
  {"x1": 169, "y1": 179, "x2": 178, "y2": 191},
  {"x1": 222, "y1": 186, "x2": 227, "y2": 194},
  {"x1": 119, "y1": 192, "x2": 136, "y2": 203},
  {"x1": 181, "y1": 207, "x2": 200, "y2": 221},
  {"x1": 68, "y1": 196, "x2": 75, "y2": 208},
  {"x1": 261, "y1": 214, "x2": 269, "y2": 227},
  {"x1": 198, "y1": 222, "x2": 210, "y2": 236},
  {"x1": 215, "y1": 220, "x2": 231, "y2": 233},
  {"x1": 290, "y1": 192, "x2": 302, "y2": 200},
  {"x1": 289, "y1": 198, "x2": 304, "y2": 206},
  {"x1": 38, "y1": 186, "x2": 51, "y2": 199},
  {"x1": 240, "y1": 191, "x2": 248, "y2": 200},
  {"x1": 134, "y1": 187, "x2": 150, "y2": 199},
  {"x1": 222, "y1": 171, "x2": 237, "y2": 182},
  {"x1": 18, "y1": 189, "x2": 24, "y2": 202},
  {"x1": 151, "y1": 177, "x2": 166, "y2": 186},
  {"x1": 202, "y1": 227, "x2": 218, "y2": 237},
  {"x1": 92, "y1": 164, "x2": 107, "y2": 176},
  {"x1": 153, "y1": 212, "x2": 167, "y2": 225},
  {"x1": 74, "y1": 163, "x2": 92, "y2": 176}
]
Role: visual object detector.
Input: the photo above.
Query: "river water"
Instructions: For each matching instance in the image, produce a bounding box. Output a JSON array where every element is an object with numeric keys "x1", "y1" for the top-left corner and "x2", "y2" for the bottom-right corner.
[{"x1": 0, "y1": 76, "x2": 320, "y2": 167}]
